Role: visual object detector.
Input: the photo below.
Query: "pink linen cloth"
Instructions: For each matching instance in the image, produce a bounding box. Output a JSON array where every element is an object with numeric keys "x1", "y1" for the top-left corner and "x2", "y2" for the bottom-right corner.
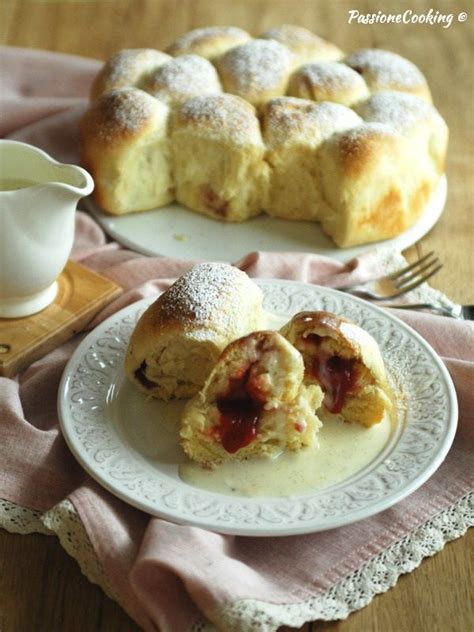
[{"x1": 1, "y1": 47, "x2": 473, "y2": 631}]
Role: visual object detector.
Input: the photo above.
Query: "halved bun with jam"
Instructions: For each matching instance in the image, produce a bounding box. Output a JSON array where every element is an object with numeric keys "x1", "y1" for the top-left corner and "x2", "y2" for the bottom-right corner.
[
  {"x1": 280, "y1": 311, "x2": 392, "y2": 426},
  {"x1": 180, "y1": 330, "x2": 323, "y2": 467}
]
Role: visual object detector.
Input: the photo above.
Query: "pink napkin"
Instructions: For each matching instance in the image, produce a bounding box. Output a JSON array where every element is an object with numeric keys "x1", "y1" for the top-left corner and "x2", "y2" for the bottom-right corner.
[{"x1": 1, "y1": 47, "x2": 473, "y2": 632}]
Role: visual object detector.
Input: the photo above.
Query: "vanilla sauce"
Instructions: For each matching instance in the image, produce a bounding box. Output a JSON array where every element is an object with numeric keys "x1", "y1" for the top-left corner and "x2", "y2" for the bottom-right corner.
[{"x1": 179, "y1": 411, "x2": 392, "y2": 496}]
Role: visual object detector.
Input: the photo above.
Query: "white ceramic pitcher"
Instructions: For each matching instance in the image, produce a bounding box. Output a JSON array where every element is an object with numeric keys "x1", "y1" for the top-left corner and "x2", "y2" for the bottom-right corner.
[{"x1": 0, "y1": 140, "x2": 94, "y2": 318}]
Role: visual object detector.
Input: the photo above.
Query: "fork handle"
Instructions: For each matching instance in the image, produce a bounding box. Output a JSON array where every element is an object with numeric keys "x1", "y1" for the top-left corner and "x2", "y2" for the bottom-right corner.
[
  {"x1": 339, "y1": 287, "x2": 380, "y2": 300},
  {"x1": 380, "y1": 303, "x2": 463, "y2": 319}
]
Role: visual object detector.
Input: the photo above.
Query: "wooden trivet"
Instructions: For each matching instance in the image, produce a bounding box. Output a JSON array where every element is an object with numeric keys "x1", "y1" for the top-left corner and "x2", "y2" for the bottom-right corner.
[{"x1": 0, "y1": 260, "x2": 123, "y2": 378}]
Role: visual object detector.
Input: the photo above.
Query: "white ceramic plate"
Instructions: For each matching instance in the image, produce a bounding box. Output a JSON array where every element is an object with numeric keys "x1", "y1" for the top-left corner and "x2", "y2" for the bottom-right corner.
[
  {"x1": 58, "y1": 280, "x2": 457, "y2": 536},
  {"x1": 84, "y1": 175, "x2": 447, "y2": 262}
]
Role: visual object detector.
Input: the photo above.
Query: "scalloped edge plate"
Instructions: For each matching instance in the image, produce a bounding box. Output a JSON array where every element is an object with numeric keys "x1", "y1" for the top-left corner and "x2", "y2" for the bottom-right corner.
[
  {"x1": 84, "y1": 175, "x2": 447, "y2": 262},
  {"x1": 58, "y1": 280, "x2": 457, "y2": 536}
]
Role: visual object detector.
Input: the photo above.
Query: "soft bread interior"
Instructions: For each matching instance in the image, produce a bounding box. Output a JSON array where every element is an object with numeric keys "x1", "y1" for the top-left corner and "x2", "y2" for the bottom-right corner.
[
  {"x1": 281, "y1": 311, "x2": 391, "y2": 426},
  {"x1": 180, "y1": 331, "x2": 324, "y2": 467}
]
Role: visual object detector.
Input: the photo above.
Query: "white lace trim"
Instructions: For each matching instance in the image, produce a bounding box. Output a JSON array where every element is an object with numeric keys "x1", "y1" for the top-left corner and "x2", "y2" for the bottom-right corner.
[
  {"x1": 0, "y1": 497, "x2": 120, "y2": 604},
  {"x1": 190, "y1": 493, "x2": 473, "y2": 632},
  {"x1": 0, "y1": 493, "x2": 472, "y2": 632}
]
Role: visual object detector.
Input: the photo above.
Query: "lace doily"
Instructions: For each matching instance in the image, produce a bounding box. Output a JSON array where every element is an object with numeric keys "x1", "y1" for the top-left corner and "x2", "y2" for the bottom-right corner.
[{"x1": 1, "y1": 493, "x2": 472, "y2": 632}]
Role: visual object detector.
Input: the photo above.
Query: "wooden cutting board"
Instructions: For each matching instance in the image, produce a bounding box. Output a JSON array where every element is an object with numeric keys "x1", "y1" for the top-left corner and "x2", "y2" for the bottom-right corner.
[{"x1": 0, "y1": 260, "x2": 123, "y2": 378}]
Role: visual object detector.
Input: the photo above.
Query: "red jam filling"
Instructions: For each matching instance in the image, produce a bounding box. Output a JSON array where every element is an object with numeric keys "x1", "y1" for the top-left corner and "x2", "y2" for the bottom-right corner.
[
  {"x1": 201, "y1": 184, "x2": 229, "y2": 217},
  {"x1": 305, "y1": 335, "x2": 359, "y2": 414},
  {"x1": 215, "y1": 364, "x2": 266, "y2": 454},
  {"x1": 134, "y1": 361, "x2": 155, "y2": 390}
]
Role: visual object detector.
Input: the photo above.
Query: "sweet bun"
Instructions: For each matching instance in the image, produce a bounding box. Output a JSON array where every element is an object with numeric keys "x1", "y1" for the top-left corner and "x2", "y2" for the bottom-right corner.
[
  {"x1": 317, "y1": 123, "x2": 411, "y2": 246},
  {"x1": 355, "y1": 91, "x2": 448, "y2": 173},
  {"x1": 91, "y1": 48, "x2": 172, "y2": 101},
  {"x1": 143, "y1": 54, "x2": 222, "y2": 105},
  {"x1": 263, "y1": 97, "x2": 362, "y2": 220},
  {"x1": 280, "y1": 311, "x2": 391, "y2": 426},
  {"x1": 345, "y1": 48, "x2": 432, "y2": 102},
  {"x1": 215, "y1": 38, "x2": 295, "y2": 106},
  {"x1": 124, "y1": 263, "x2": 264, "y2": 400},
  {"x1": 81, "y1": 24, "x2": 447, "y2": 247},
  {"x1": 262, "y1": 24, "x2": 343, "y2": 63},
  {"x1": 180, "y1": 330, "x2": 323, "y2": 467},
  {"x1": 166, "y1": 26, "x2": 251, "y2": 59},
  {"x1": 318, "y1": 88, "x2": 448, "y2": 247},
  {"x1": 287, "y1": 61, "x2": 370, "y2": 106},
  {"x1": 170, "y1": 94, "x2": 269, "y2": 221},
  {"x1": 80, "y1": 87, "x2": 173, "y2": 214}
]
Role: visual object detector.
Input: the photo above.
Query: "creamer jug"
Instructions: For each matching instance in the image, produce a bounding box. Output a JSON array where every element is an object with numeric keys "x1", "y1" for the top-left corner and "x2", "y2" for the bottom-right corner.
[{"x1": 0, "y1": 140, "x2": 94, "y2": 318}]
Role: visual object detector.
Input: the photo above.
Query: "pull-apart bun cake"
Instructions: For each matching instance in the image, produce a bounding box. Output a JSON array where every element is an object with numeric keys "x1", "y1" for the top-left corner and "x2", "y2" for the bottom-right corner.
[
  {"x1": 81, "y1": 24, "x2": 448, "y2": 248},
  {"x1": 124, "y1": 263, "x2": 264, "y2": 399},
  {"x1": 280, "y1": 311, "x2": 392, "y2": 427}
]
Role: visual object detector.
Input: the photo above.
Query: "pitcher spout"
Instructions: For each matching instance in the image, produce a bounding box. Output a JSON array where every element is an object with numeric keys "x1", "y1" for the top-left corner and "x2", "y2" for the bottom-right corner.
[{"x1": 48, "y1": 162, "x2": 95, "y2": 201}]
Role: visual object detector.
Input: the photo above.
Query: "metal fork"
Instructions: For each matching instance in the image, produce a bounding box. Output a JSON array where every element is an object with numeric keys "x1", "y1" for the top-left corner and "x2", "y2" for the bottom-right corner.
[
  {"x1": 340, "y1": 251, "x2": 442, "y2": 300},
  {"x1": 380, "y1": 301, "x2": 464, "y2": 319}
]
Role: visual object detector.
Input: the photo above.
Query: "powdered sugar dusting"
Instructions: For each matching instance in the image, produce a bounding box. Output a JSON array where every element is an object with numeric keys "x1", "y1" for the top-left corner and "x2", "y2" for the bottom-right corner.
[
  {"x1": 356, "y1": 91, "x2": 434, "y2": 132},
  {"x1": 291, "y1": 61, "x2": 367, "y2": 93},
  {"x1": 145, "y1": 55, "x2": 222, "y2": 103},
  {"x1": 261, "y1": 24, "x2": 343, "y2": 61},
  {"x1": 335, "y1": 122, "x2": 400, "y2": 160},
  {"x1": 264, "y1": 24, "x2": 325, "y2": 47},
  {"x1": 167, "y1": 26, "x2": 250, "y2": 56},
  {"x1": 177, "y1": 94, "x2": 261, "y2": 145},
  {"x1": 217, "y1": 39, "x2": 294, "y2": 97},
  {"x1": 263, "y1": 97, "x2": 361, "y2": 146},
  {"x1": 345, "y1": 49, "x2": 427, "y2": 89},
  {"x1": 99, "y1": 49, "x2": 171, "y2": 89},
  {"x1": 88, "y1": 88, "x2": 157, "y2": 141},
  {"x1": 157, "y1": 263, "x2": 253, "y2": 329}
]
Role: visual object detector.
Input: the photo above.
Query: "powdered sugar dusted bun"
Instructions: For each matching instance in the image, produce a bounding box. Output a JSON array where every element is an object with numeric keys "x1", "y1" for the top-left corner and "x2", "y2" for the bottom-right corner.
[
  {"x1": 124, "y1": 263, "x2": 265, "y2": 400},
  {"x1": 180, "y1": 330, "x2": 323, "y2": 467},
  {"x1": 317, "y1": 122, "x2": 419, "y2": 247},
  {"x1": 80, "y1": 87, "x2": 172, "y2": 214},
  {"x1": 262, "y1": 24, "x2": 343, "y2": 63},
  {"x1": 215, "y1": 39, "x2": 295, "y2": 106},
  {"x1": 288, "y1": 62, "x2": 370, "y2": 107},
  {"x1": 91, "y1": 49, "x2": 171, "y2": 101},
  {"x1": 166, "y1": 26, "x2": 251, "y2": 59},
  {"x1": 280, "y1": 311, "x2": 391, "y2": 427},
  {"x1": 143, "y1": 54, "x2": 222, "y2": 105},
  {"x1": 356, "y1": 91, "x2": 448, "y2": 173},
  {"x1": 344, "y1": 48, "x2": 432, "y2": 102},
  {"x1": 81, "y1": 25, "x2": 447, "y2": 247},
  {"x1": 170, "y1": 94, "x2": 269, "y2": 221},
  {"x1": 263, "y1": 97, "x2": 361, "y2": 220}
]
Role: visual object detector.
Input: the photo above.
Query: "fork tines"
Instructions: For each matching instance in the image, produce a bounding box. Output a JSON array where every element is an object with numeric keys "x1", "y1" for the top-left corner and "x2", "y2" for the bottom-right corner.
[{"x1": 391, "y1": 251, "x2": 443, "y2": 290}]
